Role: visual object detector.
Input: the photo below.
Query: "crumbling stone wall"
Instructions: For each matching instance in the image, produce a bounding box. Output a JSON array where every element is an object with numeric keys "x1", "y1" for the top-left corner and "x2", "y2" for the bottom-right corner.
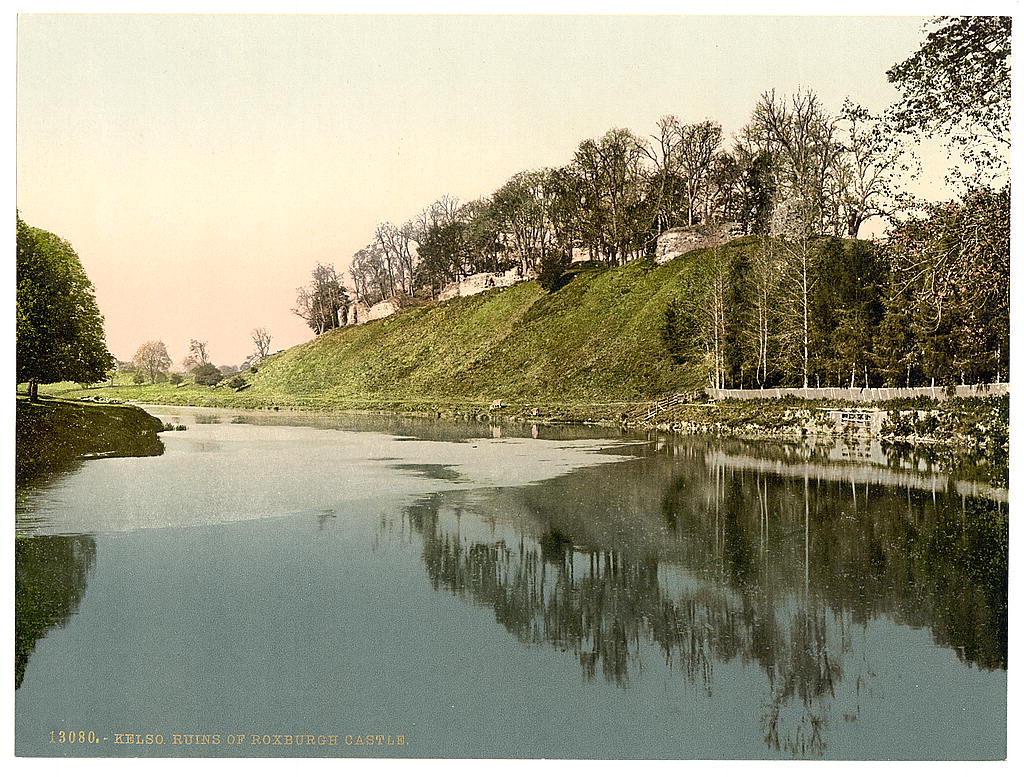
[
  {"x1": 438, "y1": 268, "x2": 530, "y2": 301},
  {"x1": 654, "y1": 222, "x2": 745, "y2": 264}
]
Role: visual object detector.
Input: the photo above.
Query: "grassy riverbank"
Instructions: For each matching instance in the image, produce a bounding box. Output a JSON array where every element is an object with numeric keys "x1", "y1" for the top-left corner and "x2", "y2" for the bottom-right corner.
[
  {"x1": 26, "y1": 385, "x2": 1008, "y2": 490},
  {"x1": 25, "y1": 233, "x2": 1006, "y2": 475},
  {"x1": 15, "y1": 397, "x2": 166, "y2": 483}
]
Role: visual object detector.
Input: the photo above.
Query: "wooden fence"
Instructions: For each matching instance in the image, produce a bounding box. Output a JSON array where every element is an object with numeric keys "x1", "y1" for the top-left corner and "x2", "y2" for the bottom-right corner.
[{"x1": 704, "y1": 383, "x2": 1009, "y2": 402}]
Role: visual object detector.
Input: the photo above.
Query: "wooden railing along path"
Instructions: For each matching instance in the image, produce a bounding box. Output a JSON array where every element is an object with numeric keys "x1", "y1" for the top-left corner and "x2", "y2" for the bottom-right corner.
[{"x1": 636, "y1": 392, "x2": 694, "y2": 422}]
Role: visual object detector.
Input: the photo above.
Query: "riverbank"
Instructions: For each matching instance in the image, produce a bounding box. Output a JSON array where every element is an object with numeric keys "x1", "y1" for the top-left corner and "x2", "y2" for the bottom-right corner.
[
  {"x1": 632, "y1": 394, "x2": 1009, "y2": 487},
  {"x1": 15, "y1": 396, "x2": 166, "y2": 483},
  {"x1": 35, "y1": 379, "x2": 641, "y2": 425},
  {"x1": 35, "y1": 382, "x2": 1008, "y2": 482}
]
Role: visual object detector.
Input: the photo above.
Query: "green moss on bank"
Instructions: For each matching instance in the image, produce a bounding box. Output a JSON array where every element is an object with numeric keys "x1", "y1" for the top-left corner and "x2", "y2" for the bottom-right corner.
[{"x1": 16, "y1": 397, "x2": 165, "y2": 483}]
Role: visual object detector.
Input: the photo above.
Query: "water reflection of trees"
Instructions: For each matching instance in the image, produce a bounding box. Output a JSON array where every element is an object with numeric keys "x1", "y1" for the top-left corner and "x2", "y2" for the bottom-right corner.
[
  {"x1": 392, "y1": 438, "x2": 1006, "y2": 756},
  {"x1": 15, "y1": 534, "x2": 96, "y2": 689}
]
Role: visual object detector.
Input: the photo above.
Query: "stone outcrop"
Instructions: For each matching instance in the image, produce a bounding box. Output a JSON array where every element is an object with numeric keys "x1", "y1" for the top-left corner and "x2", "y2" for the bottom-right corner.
[
  {"x1": 654, "y1": 222, "x2": 745, "y2": 264},
  {"x1": 769, "y1": 196, "x2": 816, "y2": 240},
  {"x1": 438, "y1": 269, "x2": 530, "y2": 301},
  {"x1": 365, "y1": 298, "x2": 400, "y2": 322},
  {"x1": 345, "y1": 301, "x2": 371, "y2": 326}
]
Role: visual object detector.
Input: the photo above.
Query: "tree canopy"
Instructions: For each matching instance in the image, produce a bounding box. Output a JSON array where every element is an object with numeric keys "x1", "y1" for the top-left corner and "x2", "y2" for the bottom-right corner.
[
  {"x1": 17, "y1": 216, "x2": 114, "y2": 397},
  {"x1": 887, "y1": 16, "x2": 1011, "y2": 176},
  {"x1": 132, "y1": 341, "x2": 172, "y2": 383},
  {"x1": 293, "y1": 263, "x2": 349, "y2": 334}
]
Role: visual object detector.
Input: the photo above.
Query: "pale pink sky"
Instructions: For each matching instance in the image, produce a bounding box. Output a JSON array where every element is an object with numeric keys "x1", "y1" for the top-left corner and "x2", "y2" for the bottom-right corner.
[{"x1": 17, "y1": 14, "x2": 934, "y2": 365}]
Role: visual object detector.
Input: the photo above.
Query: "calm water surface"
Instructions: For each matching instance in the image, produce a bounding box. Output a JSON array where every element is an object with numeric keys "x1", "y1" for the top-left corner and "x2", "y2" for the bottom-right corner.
[{"x1": 15, "y1": 407, "x2": 1007, "y2": 759}]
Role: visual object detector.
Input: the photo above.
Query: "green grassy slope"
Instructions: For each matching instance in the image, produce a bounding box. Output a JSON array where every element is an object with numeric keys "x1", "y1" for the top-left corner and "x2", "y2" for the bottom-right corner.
[
  {"x1": 249, "y1": 240, "x2": 749, "y2": 406},
  {"x1": 45, "y1": 237, "x2": 757, "y2": 413}
]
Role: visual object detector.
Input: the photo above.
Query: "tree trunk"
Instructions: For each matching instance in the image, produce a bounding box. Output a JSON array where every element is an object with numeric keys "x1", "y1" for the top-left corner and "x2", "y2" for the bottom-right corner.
[
  {"x1": 802, "y1": 262, "x2": 810, "y2": 389},
  {"x1": 29, "y1": 380, "x2": 38, "y2": 402}
]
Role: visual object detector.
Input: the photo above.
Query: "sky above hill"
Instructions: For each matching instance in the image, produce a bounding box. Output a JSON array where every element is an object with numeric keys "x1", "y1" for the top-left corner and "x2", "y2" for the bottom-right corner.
[{"x1": 17, "y1": 14, "x2": 942, "y2": 365}]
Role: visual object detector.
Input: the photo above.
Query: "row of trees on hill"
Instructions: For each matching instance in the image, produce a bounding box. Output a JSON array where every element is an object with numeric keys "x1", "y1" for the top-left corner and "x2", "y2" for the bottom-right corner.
[
  {"x1": 285, "y1": 17, "x2": 1008, "y2": 370},
  {"x1": 660, "y1": 16, "x2": 1011, "y2": 390},
  {"x1": 663, "y1": 186, "x2": 1009, "y2": 389},
  {"x1": 338, "y1": 90, "x2": 905, "y2": 314}
]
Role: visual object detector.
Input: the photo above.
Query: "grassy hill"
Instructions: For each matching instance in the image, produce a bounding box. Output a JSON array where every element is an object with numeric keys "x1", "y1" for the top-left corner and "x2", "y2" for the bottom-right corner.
[{"x1": 45, "y1": 238, "x2": 758, "y2": 415}]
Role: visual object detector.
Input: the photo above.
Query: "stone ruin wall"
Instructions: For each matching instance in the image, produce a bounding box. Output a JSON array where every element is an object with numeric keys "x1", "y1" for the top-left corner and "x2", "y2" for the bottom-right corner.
[
  {"x1": 437, "y1": 268, "x2": 532, "y2": 302},
  {"x1": 365, "y1": 299, "x2": 400, "y2": 322},
  {"x1": 344, "y1": 225, "x2": 745, "y2": 327},
  {"x1": 654, "y1": 222, "x2": 745, "y2": 264}
]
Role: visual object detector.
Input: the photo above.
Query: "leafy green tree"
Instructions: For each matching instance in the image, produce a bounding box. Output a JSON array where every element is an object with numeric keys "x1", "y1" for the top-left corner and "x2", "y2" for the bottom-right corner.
[
  {"x1": 536, "y1": 252, "x2": 570, "y2": 292},
  {"x1": 459, "y1": 198, "x2": 509, "y2": 275},
  {"x1": 887, "y1": 16, "x2": 1011, "y2": 178},
  {"x1": 193, "y1": 363, "x2": 223, "y2": 386},
  {"x1": 810, "y1": 239, "x2": 885, "y2": 386},
  {"x1": 882, "y1": 186, "x2": 1009, "y2": 385},
  {"x1": 16, "y1": 216, "x2": 114, "y2": 401},
  {"x1": 873, "y1": 280, "x2": 919, "y2": 388},
  {"x1": 491, "y1": 171, "x2": 556, "y2": 276},
  {"x1": 572, "y1": 128, "x2": 655, "y2": 265},
  {"x1": 542, "y1": 166, "x2": 585, "y2": 264},
  {"x1": 659, "y1": 248, "x2": 743, "y2": 389},
  {"x1": 706, "y1": 142, "x2": 773, "y2": 233},
  {"x1": 414, "y1": 221, "x2": 472, "y2": 294}
]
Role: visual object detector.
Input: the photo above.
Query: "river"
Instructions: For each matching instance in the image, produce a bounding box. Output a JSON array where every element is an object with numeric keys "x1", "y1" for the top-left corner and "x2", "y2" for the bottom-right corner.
[{"x1": 14, "y1": 406, "x2": 1007, "y2": 759}]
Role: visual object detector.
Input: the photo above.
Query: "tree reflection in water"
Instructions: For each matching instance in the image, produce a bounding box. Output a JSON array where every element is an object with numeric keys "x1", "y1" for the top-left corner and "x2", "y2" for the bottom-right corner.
[
  {"x1": 15, "y1": 534, "x2": 96, "y2": 689},
  {"x1": 388, "y1": 437, "x2": 1007, "y2": 756}
]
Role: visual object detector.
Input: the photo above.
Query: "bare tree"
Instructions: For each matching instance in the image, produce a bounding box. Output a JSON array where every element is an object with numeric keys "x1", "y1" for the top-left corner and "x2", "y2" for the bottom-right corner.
[
  {"x1": 183, "y1": 339, "x2": 211, "y2": 371},
  {"x1": 250, "y1": 328, "x2": 272, "y2": 362},
  {"x1": 410, "y1": 195, "x2": 461, "y2": 245},
  {"x1": 349, "y1": 245, "x2": 390, "y2": 307},
  {"x1": 293, "y1": 263, "x2": 349, "y2": 335},
  {"x1": 830, "y1": 100, "x2": 910, "y2": 237},
  {"x1": 778, "y1": 221, "x2": 818, "y2": 389},
  {"x1": 643, "y1": 115, "x2": 685, "y2": 234},
  {"x1": 747, "y1": 236, "x2": 784, "y2": 387},
  {"x1": 678, "y1": 120, "x2": 723, "y2": 226},
  {"x1": 752, "y1": 89, "x2": 841, "y2": 234},
  {"x1": 374, "y1": 221, "x2": 417, "y2": 295}
]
